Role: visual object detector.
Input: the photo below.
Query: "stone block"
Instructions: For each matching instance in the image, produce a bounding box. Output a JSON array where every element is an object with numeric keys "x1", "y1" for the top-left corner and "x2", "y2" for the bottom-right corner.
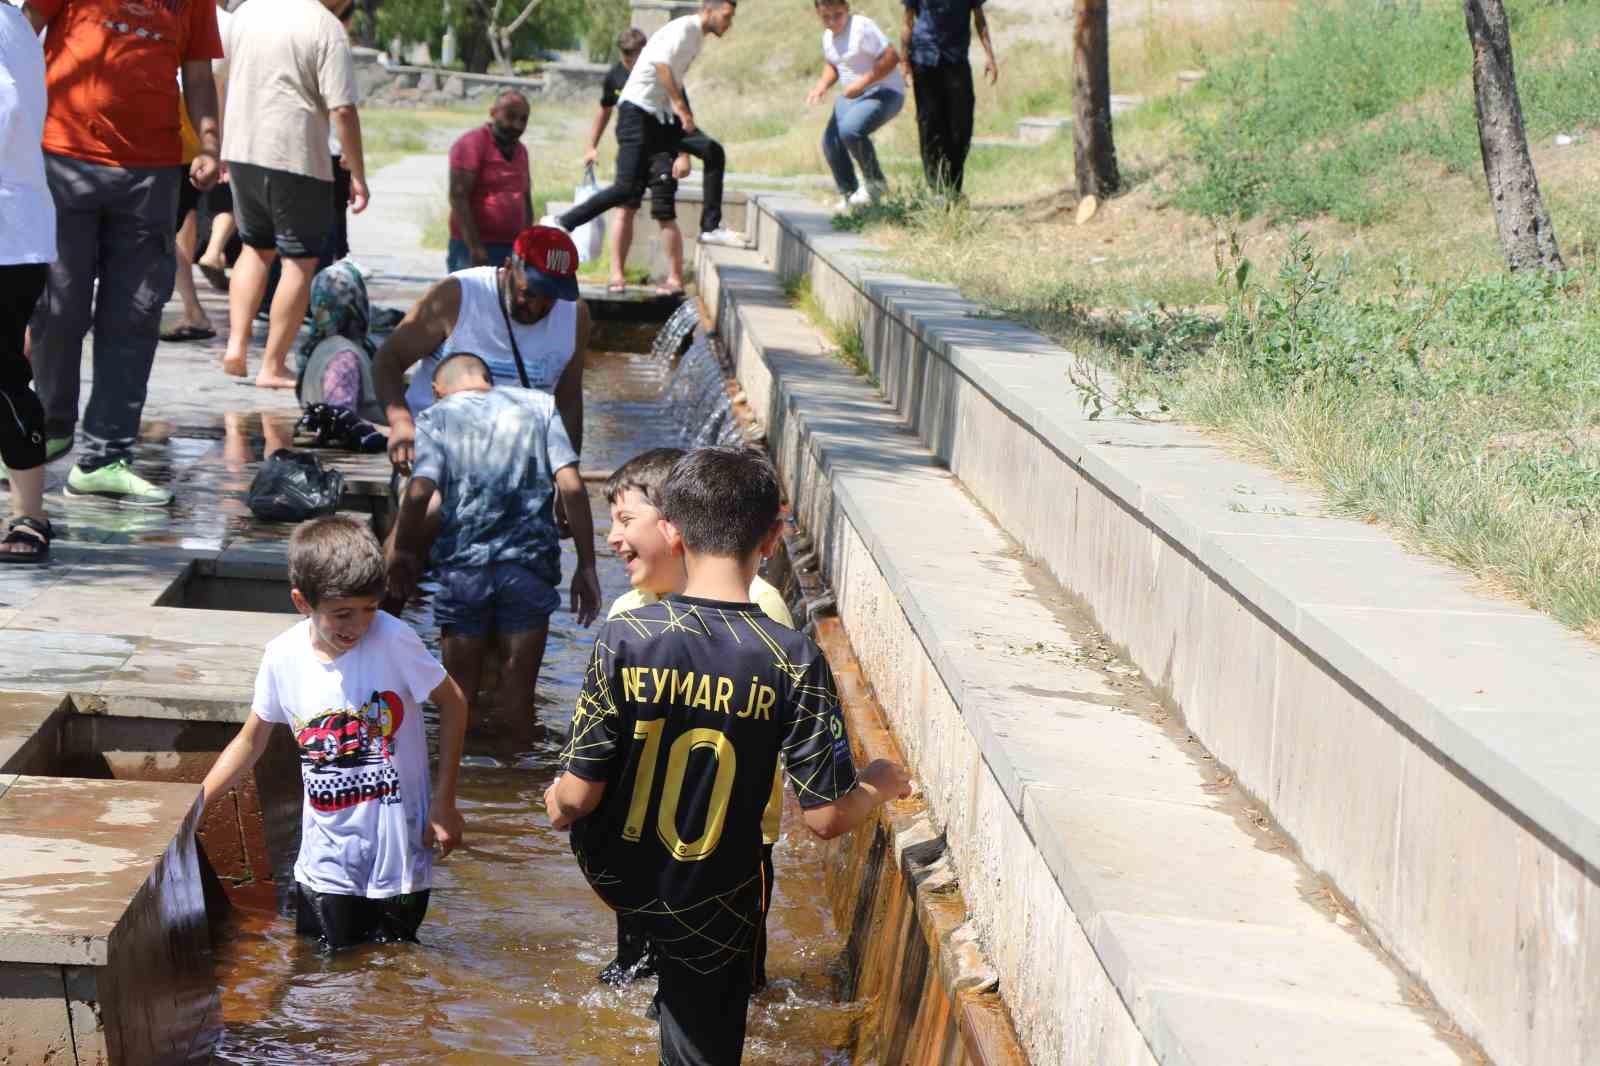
[{"x1": 0, "y1": 964, "x2": 77, "y2": 1065}]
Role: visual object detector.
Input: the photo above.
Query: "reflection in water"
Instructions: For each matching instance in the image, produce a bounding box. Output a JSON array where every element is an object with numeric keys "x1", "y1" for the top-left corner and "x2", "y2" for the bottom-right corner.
[{"x1": 212, "y1": 347, "x2": 858, "y2": 1064}]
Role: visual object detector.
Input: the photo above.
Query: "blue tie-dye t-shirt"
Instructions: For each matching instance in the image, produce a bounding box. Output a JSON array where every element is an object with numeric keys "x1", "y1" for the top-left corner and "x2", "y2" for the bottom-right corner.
[{"x1": 411, "y1": 387, "x2": 579, "y2": 580}]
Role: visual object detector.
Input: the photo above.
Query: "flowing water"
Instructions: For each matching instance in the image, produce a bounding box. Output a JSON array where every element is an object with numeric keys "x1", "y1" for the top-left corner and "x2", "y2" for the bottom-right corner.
[{"x1": 210, "y1": 335, "x2": 858, "y2": 1064}]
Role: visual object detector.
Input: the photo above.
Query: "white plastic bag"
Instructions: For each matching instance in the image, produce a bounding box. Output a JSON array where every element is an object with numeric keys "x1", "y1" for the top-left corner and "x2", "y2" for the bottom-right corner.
[{"x1": 571, "y1": 164, "x2": 605, "y2": 264}]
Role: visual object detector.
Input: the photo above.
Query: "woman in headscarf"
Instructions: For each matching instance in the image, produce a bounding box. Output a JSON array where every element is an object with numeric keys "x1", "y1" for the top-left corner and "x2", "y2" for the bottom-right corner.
[{"x1": 295, "y1": 260, "x2": 386, "y2": 452}]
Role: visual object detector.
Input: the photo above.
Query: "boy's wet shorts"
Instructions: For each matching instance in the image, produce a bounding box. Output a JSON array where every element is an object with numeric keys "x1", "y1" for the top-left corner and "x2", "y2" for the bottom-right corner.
[
  {"x1": 295, "y1": 882, "x2": 431, "y2": 952},
  {"x1": 433, "y1": 560, "x2": 561, "y2": 637}
]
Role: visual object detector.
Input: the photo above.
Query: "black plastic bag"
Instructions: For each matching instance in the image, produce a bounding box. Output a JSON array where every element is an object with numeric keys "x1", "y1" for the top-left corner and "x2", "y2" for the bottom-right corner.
[{"x1": 247, "y1": 449, "x2": 345, "y2": 523}]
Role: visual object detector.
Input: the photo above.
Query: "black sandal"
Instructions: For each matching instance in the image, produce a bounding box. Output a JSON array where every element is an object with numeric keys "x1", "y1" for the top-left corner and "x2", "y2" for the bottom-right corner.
[{"x1": 0, "y1": 516, "x2": 52, "y2": 565}]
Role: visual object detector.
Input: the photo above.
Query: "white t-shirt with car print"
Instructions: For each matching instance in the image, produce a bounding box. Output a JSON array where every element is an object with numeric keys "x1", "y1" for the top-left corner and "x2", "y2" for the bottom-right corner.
[{"x1": 253, "y1": 612, "x2": 448, "y2": 899}]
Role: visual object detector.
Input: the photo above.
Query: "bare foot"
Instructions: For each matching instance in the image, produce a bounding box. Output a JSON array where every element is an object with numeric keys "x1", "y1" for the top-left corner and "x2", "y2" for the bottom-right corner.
[
  {"x1": 254, "y1": 372, "x2": 299, "y2": 389},
  {"x1": 220, "y1": 351, "x2": 247, "y2": 377}
]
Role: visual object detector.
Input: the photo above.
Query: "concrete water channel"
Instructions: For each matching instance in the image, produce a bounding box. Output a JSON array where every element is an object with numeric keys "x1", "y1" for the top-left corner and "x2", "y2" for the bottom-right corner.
[{"x1": 0, "y1": 270, "x2": 1023, "y2": 1064}]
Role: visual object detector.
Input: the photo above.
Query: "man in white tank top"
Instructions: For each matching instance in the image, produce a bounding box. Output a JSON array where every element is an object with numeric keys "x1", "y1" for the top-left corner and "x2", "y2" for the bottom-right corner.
[{"x1": 375, "y1": 225, "x2": 590, "y2": 472}]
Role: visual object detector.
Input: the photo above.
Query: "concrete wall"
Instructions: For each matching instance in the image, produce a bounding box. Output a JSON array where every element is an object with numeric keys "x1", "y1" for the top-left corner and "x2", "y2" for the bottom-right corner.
[{"x1": 724, "y1": 195, "x2": 1600, "y2": 1066}]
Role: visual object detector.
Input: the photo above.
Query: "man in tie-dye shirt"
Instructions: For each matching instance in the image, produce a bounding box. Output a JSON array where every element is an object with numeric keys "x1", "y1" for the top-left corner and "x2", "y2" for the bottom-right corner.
[{"x1": 388, "y1": 353, "x2": 601, "y2": 720}]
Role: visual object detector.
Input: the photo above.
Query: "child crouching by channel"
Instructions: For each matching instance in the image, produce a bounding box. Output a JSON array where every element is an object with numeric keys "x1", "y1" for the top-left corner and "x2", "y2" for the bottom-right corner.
[
  {"x1": 201, "y1": 515, "x2": 469, "y2": 951},
  {"x1": 546, "y1": 447, "x2": 911, "y2": 1065}
]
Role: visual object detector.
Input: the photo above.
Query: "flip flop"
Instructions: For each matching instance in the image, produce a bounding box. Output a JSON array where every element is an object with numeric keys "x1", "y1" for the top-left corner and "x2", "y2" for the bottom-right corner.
[
  {"x1": 197, "y1": 263, "x2": 229, "y2": 292},
  {"x1": 654, "y1": 286, "x2": 686, "y2": 298},
  {"x1": 607, "y1": 282, "x2": 628, "y2": 293},
  {"x1": 160, "y1": 324, "x2": 217, "y2": 343}
]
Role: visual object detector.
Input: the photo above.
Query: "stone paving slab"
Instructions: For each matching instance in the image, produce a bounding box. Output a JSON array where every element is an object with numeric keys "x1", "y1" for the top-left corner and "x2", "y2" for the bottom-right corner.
[
  {"x1": 0, "y1": 776, "x2": 201, "y2": 966},
  {"x1": 701, "y1": 240, "x2": 1469, "y2": 1065}
]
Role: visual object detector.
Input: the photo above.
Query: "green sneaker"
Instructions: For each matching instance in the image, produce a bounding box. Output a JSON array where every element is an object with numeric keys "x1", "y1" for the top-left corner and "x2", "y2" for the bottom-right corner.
[
  {"x1": 44, "y1": 436, "x2": 72, "y2": 463},
  {"x1": 64, "y1": 460, "x2": 173, "y2": 507}
]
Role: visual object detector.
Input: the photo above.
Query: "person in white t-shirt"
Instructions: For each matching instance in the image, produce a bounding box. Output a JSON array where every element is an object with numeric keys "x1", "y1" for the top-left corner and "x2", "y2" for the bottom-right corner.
[
  {"x1": 549, "y1": 1, "x2": 748, "y2": 254},
  {"x1": 806, "y1": 0, "x2": 905, "y2": 209},
  {"x1": 0, "y1": 2, "x2": 57, "y2": 564},
  {"x1": 201, "y1": 515, "x2": 469, "y2": 952}
]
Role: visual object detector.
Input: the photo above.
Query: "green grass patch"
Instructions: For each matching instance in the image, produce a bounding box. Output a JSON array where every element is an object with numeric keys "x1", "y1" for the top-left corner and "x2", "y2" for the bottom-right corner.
[
  {"x1": 787, "y1": 275, "x2": 877, "y2": 386},
  {"x1": 1172, "y1": 0, "x2": 1600, "y2": 224},
  {"x1": 1087, "y1": 233, "x2": 1600, "y2": 634}
]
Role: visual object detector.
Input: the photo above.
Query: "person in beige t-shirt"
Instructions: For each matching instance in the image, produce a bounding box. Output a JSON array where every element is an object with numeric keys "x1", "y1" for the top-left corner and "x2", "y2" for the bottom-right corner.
[{"x1": 220, "y1": 0, "x2": 367, "y2": 391}]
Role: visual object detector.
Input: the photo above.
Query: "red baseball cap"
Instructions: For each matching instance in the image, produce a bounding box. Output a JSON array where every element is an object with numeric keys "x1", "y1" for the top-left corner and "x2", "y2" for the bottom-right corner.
[{"x1": 513, "y1": 226, "x2": 580, "y2": 301}]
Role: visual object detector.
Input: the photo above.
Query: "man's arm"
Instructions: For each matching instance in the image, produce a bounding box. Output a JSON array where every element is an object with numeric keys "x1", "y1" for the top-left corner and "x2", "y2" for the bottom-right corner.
[
  {"x1": 583, "y1": 104, "x2": 614, "y2": 166},
  {"x1": 554, "y1": 302, "x2": 588, "y2": 454},
  {"x1": 373, "y1": 279, "x2": 461, "y2": 471},
  {"x1": 200, "y1": 713, "x2": 275, "y2": 811},
  {"x1": 973, "y1": 4, "x2": 998, "y2": 85},
  {"x1": 806, "y1": 61, "x2": 839, "y2": 106},
  {"x1": 180, "y1": 61, "x2": 221, "y2": 191},
  {"x1": 423, "y1": 674, "x2": 468, "y2": 856},
  {"x1": 656, "y1": 63, "x2": 694, "y2": 134},
  {"x1": 800, "y1": 758, "x2": 912, "y2": 839},
  {"x1": 545, "y1": 773, "x2": 606, "y2": 830},
  {"x1": 387, "y1": 473, "x2": 437, "y2": 602},
  {"x1": 330, "y1": 105, "x2": 368, "y2": 212},
  {"x1": 448, "y1": 167, "x2": 486, "y2": 263},
  {"x1": 555, "y1": 465, "x2": 600, "y2": 626},
  {"x1": 844, "y1": 44, "x2": 900, "y2": 98}
]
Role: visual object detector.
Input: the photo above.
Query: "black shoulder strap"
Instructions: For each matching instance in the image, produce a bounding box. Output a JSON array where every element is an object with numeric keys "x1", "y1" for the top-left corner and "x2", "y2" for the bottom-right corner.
[{"x1": 497, "y1": 270, "x2": 532, "y2": 388}]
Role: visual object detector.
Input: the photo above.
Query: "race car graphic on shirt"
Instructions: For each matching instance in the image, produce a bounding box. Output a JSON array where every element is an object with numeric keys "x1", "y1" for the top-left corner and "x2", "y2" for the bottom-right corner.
[{"x1": 293, "y1": 690, "x2": 407, "y2": 812}]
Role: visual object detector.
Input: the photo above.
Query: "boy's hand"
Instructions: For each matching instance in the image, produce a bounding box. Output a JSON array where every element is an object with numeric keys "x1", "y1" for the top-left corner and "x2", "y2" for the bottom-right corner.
[
  {"x1": 424, "y1": 797, "x2": 464, "y2": 857},
  {"x1": 860, "y1": 758, "x2": 913, "y2": 801},
  {"x1": 544, "y1": 780, "x2": 573, "y2": 829},
  {"x1": 571, "y1": 564, "x2": 601, "y2": 626},
  {"x1": 386, "y1": 547, "x2": 422, "y2": 612}
]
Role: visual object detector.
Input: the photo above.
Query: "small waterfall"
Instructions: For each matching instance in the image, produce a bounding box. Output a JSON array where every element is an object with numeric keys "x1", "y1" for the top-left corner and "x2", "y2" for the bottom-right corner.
[
  {"x1": 649, "y1": 304, "x2": 743, "y2": 449},
  {"x1": 650, "y1": 300, "x2": 702, "y2": 362}
]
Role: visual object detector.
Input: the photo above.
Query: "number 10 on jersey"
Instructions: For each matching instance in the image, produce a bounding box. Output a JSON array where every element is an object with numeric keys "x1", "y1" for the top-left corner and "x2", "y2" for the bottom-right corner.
[{"x1": 621, "y1": 719, "x2": 739, "y2": 862}]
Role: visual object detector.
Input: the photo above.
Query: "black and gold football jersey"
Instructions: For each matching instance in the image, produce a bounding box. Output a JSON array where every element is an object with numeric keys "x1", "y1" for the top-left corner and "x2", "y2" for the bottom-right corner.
[{"x1": 560, "y1": 594, "x2": 858, "y2": 974}]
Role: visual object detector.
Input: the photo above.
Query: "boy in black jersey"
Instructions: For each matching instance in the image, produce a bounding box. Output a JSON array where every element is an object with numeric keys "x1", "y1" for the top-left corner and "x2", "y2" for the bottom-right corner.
[{"x1": 546, "y1": 447, "x2": 911, "y2": 1065}]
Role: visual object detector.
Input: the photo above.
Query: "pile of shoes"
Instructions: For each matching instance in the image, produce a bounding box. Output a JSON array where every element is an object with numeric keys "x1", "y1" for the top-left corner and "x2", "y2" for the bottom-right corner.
[{"x1": 294, "y1": 403, "x2": 387, "y2": 454}]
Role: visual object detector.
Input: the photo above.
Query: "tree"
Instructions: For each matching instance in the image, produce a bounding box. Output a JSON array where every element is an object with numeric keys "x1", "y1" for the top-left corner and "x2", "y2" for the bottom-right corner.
[
  {"x1": 1462, "y1": 0, "x2": 1563, "y2": 271},
  {"x1": 375, "y1": 0, "x2": 587, "y2": 74},
  {"x1": 480, "y1": 0, "x2": 544, "y2": 73},
  {"x1": 1072, "y1": 0, "x2": 1119, "y2": 201}
]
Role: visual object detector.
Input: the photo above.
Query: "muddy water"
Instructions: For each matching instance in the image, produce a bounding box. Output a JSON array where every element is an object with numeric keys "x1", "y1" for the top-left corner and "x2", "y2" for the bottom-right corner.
[{"x1": 211, "y1": 348, "x2": 860, "y2": 1065}]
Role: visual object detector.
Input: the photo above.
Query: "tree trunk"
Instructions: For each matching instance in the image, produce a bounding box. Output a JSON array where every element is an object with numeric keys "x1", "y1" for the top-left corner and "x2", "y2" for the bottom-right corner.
[
  {"x1": 1463, "y1": 0, "x2": 1564, "y2": 271},
  {"x1": 1072, "y1": 0, "x2": 1119, "y2": 200}
]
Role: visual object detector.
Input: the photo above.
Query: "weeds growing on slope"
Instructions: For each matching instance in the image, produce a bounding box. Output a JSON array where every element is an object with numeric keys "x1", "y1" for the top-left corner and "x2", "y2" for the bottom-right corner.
[
  {"x1": 1173, "y1": 0, "x2": 1600, "y2": 224},
  {"x1": 1101, "y1": 233, "x2": 1600, "y2": 634}
]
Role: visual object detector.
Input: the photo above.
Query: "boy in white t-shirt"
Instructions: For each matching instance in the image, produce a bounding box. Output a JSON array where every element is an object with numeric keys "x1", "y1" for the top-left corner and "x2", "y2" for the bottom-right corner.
[
  {"x1": 201, "y1": 515, "x2": 469, "y2": 951},
  {"x1": 806, "y1": 0, "x2": 906, "y2": 208}
]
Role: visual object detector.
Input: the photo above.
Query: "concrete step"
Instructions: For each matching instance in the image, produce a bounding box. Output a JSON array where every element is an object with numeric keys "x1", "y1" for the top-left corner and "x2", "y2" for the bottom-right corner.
[
  {"x1": 0, "y1": 774, "x2": 214, "y2": 1064},
  {"x1": 698, "y1": 239, "x2": 1477, "y2": 1066},
  {"x1": 725, "y1": 193, "x2": 1600, "y2": 1066}
]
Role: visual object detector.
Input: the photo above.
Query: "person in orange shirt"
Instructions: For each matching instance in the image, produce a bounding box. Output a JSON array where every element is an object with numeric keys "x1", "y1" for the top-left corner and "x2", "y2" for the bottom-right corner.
[{"x1": 21, "y1": 0, "x2": 223, "y2": 507}]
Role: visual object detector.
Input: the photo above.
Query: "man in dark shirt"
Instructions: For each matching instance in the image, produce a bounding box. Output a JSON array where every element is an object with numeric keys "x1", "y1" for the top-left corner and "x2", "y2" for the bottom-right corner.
[
  {"x1": 901, "y1": 0, "x2": 999, "y2": 197},
  {"x1": 547, "y1": 447, "x2": 910, "y2": 1066},
  {"x1": 581, "y1": 27, "x2": 688, "y2": 293}
]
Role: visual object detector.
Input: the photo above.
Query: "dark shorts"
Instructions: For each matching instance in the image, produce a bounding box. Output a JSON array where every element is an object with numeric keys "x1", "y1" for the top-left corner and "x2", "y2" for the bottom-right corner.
[
  {"x1": 433, "y1": 560, "x2": 561, "y2": 637},
  {"x1": 294, "y1": 881, "x2": 431, "y2": 952},
  {"x1": 174, "y1": 166, "x2": 201, "y2": 230},
  {"x1": 620, "y1": 150, "x2": 680, "y2": 221},
  {"x1": 206, "y1": 178, "x2": 234, "y2": 216},
  {"x1": 230, "y1": 161, "x2": 335, "y2": 259}
]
